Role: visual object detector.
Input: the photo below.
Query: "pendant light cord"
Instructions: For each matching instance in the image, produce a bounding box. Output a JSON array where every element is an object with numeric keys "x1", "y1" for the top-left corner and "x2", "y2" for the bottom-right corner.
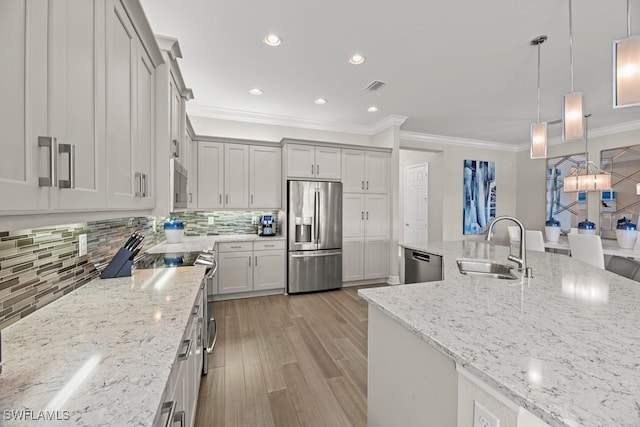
[
  {"x1": 569, "y1": 0, "x2": 575, "y2": 91},
  {"x1": 537, "y1": 42, "x2": 541, "y2": 123},
  {"x1": 628, "y1": 0, "x2": 632, "y2": 38}
]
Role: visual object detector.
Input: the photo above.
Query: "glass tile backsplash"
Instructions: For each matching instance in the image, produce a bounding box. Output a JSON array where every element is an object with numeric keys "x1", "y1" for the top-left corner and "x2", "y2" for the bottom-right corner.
[{"x1": 0, "y1": 210, "x2": 277, "y2": 329}]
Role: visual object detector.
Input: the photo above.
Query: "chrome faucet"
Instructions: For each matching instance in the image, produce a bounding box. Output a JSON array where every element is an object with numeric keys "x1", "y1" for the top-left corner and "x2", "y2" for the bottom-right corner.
[{"x1": 485, "y1": 216, "x2": 533, "y2": 278}]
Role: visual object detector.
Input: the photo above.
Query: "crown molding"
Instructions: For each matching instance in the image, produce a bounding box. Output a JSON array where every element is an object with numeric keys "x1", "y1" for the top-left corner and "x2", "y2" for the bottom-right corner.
[
  {"x1": 187, "y1": 104, "x2": 397, "y2": 136},
  {"x1": 400, "y1": 131, "x2": 520, "y2": 152},
  {"x1": 155, "y1": 35, "x2": 182, "y2": 60},
  {"x1": 515, "y1": 119, "x2": 640, "y2": 152},
  {"x1": 121, "y1": 0, "x2": 163, "y2": 67},
  {"x1": 370, "y1": 115, "x2": 408, "y2": 134}
]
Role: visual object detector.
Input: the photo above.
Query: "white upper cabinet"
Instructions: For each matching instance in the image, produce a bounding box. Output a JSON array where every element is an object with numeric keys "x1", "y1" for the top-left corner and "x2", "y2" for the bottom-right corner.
[
  {"x1": 250, "y1": 146, "x2": 281, "y2": 209},
  {"x1": 315, "y1": 146, "x2": 342, "y2": 180},
  {"x1": 286, "y1": 144, "x2": 341, "y2": 180},
  {"x1": 197, "y1": 141, "x2": 224, "y2": 209},
  {"x1": 364, "y1": 151, "x2": 388, "y2": 194},
  {"x1": 342, "y1": 149, "x2": 388, "y2": 194},
  {"x1": 224, "y1": 144, "x2": 249, "y2": 208},
  {"x1": 49, "y1": 0, "x2": 106, "y2": 211},
  {"x1": 0, "y1": 1, "x2": 49, "y2": 213},
  {"x1": 133, "y1": 44, "x2": 155, "y2": 208},
  {"x1": 105, "y1": 0, "x2": 137, "y2": 209},
  {"x1": 286, "y1": 144, "x2": 315, "y2": 178}
]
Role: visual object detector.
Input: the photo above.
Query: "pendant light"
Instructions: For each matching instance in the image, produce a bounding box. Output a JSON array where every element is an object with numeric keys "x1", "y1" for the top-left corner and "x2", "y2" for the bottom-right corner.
[
  {"x1": 613, "y1": 0, "x2": 640, "y2": 108},
  {"x1": 563, "y1": 114, "x2": 611, "y2": 192},
  {"x1": 530, "y1": 35, "x2": 548, "y2": 159},
  {"x1": 562, "y1": 0, "x2": 585, "y2": 141}
]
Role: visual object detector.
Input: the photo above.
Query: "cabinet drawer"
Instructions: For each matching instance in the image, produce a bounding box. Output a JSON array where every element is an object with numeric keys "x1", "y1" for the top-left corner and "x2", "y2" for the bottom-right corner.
[
  {"x1": 218, "y1": 241, "x2": 253, "y2": 252},
  {"x1": 253, "y1": 240, "x2": 285, "y2": 251}
]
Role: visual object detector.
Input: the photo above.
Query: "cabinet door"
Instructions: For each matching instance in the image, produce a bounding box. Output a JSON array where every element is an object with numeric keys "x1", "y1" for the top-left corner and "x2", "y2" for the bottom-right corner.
[
  {"x1": 365, "y1": 194, "x2": 388, "y2": 238},
  {"x1": 364, "y1": 238, "x2": 388, "y2": 280},
  {"x1": 169, "y1": 74, "x2": 187, "y2": 160},
  {"x1": 0, "y1": 1, "x2": 49, "y2": 213},
  {"x1": 250, "y1": 146, "x2": 281, "y2": 209},
  {"x1": 315, "y1": 147, "x2": 341, "y2": 180},
  {"x1": 218, "y1": 251, "x2": 253, "y2": 294},
  {"x1": 187, "y1": 136, "x2": 198, "y2": 209},
  {"x1": 343, "y1": 238, "x2": 365, "y2": 281},
  {"x1": 105, "y1": 0, "x2": 136, "y2": 208},
  {"x1": 197, "y1": 141, "x2": 224, "y2": 209},
  {"x1": 343, "y1": 193, "x2": 365, "y2": 238},
  {"x1": 341, "y1": 150, "x2": 365, "y2": 193},
  {"x1": 286, "y1": 144, "x2": 315, "y2": 178},
  {"x1": 133, "y1": 43, "x2": 155, "y2": 208},
  {"x1": 253, "y1": 250, "x2": 285, "y2": 291},
  {"x1": 49, "y1": 0, "x2": 106, "y2": 210},
  {"x1": 224, "y1": 144, "x2": 249, "y2": 208},
  {"x1": 365, "y1": 152, "x2": 388, "y2": 194}
]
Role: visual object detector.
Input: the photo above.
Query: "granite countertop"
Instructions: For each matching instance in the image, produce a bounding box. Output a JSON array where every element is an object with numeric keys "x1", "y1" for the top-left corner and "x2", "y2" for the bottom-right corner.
[
  {"x1": 360, "y1": 241, "x2": 640, "y2": 427},
  {"x1": 0, "y1": 266, "x2": 205, "y2": 427},
  {"x1": 147, "y1": 234, "x2": 286, "y2": 254}
]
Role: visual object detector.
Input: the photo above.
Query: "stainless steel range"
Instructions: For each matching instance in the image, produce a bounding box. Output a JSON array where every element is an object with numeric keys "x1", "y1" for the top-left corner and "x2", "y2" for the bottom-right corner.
[{"x1": 134, "y1": 250, "x2": 217, "y2": 375}]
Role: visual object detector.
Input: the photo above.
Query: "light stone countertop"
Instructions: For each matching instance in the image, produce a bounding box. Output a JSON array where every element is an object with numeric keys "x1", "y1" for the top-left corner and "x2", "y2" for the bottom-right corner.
[
  {"x1": 360, "y1": 241, "x2": 640, "y2": 427},
  {"x1": 0, "y1": 266, "x2": 206, "y2": 427},
  {"x1": 147, "y1": 234, "x2": 286, "y2": 254}
]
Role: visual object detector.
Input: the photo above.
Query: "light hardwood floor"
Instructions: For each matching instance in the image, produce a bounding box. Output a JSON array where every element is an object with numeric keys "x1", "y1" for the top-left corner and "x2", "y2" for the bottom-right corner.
[{"x1": 195, "y1": 285, "x2": 386, "y2": 427}]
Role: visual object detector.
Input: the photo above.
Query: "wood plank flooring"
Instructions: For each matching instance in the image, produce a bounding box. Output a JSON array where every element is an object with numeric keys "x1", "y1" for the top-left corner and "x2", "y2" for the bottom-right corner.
[{"x1": 195, "y1": 285, "x2": 386, "y2": 427}]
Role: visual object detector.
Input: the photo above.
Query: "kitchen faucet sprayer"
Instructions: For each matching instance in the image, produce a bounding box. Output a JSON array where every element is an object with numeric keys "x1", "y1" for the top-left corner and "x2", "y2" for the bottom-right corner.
[{"x1": 485, "y1": 216, "x2": 533, "y2": 278}]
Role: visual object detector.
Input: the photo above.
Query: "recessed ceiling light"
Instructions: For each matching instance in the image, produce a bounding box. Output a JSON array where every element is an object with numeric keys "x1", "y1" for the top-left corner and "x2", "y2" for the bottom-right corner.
[
  {"x1": 263, "y1": 34, "x2": 282, "y2": 46},
  {"x1": 314, "y1": 98, "x2": 327, "y2": 105},
  {"x1": 249, "y1": 88, "x2": 263, "y2": 95},
  {"x1": 349, "y1": 54, "x2": 365, "y2": 65},
  {"x1": 367, "y1": 106, "x2": 378, "y2": 112}
]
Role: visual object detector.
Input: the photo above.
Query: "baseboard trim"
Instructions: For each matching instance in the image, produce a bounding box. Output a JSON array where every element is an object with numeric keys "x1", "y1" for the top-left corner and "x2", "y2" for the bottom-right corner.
[
  {"x1": 213, "y1": 288, "x2": 284, "y2": 301},
  {"x1": 342, "y1": 279, "x2": 389, "y2": 287}
]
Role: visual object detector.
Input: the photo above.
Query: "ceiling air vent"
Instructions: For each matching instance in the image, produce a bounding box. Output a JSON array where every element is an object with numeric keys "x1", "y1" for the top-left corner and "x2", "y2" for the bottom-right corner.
[{"x1": 364, "y1": 80, "x2": 387, "y2": 91}]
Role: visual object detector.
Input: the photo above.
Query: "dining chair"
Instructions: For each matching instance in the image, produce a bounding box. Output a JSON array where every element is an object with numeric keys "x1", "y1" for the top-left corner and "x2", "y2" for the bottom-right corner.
[
  {"x1": 567, "y1": 234, "x2": 605, "y2": 269},
  {"x1": 525, "y1": 230, "x2": 545, "y2": 252}
]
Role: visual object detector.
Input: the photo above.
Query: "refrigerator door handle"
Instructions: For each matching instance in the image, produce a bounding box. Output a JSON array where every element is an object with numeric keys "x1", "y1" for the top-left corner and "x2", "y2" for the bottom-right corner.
[{"x1": 316, "y1": 190, "x2": 321, "y2": 244}]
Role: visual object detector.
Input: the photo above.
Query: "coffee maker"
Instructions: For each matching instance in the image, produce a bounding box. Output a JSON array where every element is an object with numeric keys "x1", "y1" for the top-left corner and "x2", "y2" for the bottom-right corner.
[{"x1": 258, "y1": 215, "x2": 276, "y2": 236}]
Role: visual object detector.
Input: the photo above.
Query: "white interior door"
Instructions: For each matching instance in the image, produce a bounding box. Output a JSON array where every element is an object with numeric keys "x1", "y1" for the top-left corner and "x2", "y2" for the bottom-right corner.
[{"x1": 404, "y1": 163, "x2": 428, "y2": 245}]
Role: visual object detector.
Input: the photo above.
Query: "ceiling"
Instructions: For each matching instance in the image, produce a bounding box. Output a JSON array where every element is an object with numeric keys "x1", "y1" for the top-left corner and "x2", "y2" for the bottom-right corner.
[{"x1": 140, "y1": 0, "x2": 640, "y2": 145}]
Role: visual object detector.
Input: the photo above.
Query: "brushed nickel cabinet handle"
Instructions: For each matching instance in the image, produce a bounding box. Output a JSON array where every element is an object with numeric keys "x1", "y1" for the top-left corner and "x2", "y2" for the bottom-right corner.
[
  {"x1": 366, "y1": 181, "x2": 369, "y2": 190},
  {"x1": 178, "y1": 339, "x2": 191, "y2": 360},
  {"x1": 135, "y1": 172, "x2": 143, "y2": 197},
  {"x1": 255, "y1": 256, "x2": 258, "y2": 266},
  {"x1": 316, "y1": 164, "x2": 319, "y2": 175},
  {"x1": 142, "y1": 173, "x2": 147, "y2": 197},
  {"x1": 361, "y1": 180, "x2": 364, "y2": 190},
  {"x1": 173, "y1": 410, "x2": 185, "y2": 427},
  {"x1": 38, "y1": 136, "x2": 58, "y2": 187},
  {"x1": 311, "y1": 164, "x2": 314, "y2": 174},
  {"x1": 251, "y1": 194, "x2": 254, "y2": 205},
  {"x1": 189, "y1": 192, "x2": 192, "y2": 203},
  {"x1": 226, "y1": 194, "x2": 228, "y2": 204},
  {"x1": 219, "y1": 194, "x2": 222, "y2": 204},
  {"x1": 249, "y1": 256, "x2": 251, "y2": 267},
  {"x1": 362, "y1": 211, "x2": 364, "y2": 220},
  {"x1": 160, "y1": 401, "x2": 176, "y2": 427},
  {"x1": 58, "y1": 143, "x2": 75, "y2": 189},
  {"x1": 172, "y1": 139, "x2": 179, "y2": 158},
  {"x1": 366, "y1": 211, "x2": 369, "y2": 220}
]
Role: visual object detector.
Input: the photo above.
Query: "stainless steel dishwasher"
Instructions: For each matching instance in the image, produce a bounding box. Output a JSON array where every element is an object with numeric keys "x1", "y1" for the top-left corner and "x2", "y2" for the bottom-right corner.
[{"x1": 404, "y1": 248, "x2": 443, "y2": 283}]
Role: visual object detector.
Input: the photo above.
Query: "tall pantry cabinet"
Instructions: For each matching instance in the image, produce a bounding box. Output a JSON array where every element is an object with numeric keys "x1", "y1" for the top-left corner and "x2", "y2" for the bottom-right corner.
[
  {"x1": 0, "y1": 0, "x2": 163, "y2": 217},
  {"x1": 341, "y1": 149, "x2": 390, "y2": 282}
]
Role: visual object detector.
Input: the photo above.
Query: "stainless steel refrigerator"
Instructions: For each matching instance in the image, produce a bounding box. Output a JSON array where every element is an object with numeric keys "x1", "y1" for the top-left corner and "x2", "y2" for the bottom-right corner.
[{"x1": 287, "y1": 180, "x2": 342, "y2": 293}]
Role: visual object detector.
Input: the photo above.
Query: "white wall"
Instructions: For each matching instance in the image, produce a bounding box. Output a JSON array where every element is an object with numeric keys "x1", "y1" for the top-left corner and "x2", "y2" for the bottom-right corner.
[
  {"x1": 516, "y1": 127, "x2": 640, "y2": 232},
  {"x1": 401, "y1": 139, "x2": 518, "y2": 244}
]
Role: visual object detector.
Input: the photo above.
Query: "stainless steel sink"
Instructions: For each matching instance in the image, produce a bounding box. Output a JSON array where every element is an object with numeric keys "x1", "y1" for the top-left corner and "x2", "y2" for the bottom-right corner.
[{"x1": 456, "y1": 259, "x2": 518, "y2": 280}]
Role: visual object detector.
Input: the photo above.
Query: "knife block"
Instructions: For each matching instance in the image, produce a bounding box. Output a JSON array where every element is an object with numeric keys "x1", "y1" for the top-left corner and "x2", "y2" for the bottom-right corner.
[{"x1": 100, "y1": 248, "x2": 134, "y2": 279}]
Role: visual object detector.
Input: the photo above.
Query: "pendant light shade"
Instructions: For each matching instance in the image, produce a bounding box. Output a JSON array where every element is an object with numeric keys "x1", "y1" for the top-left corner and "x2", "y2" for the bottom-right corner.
[
  {"x1": 531, "y1": 122, "x2": 547, "y2": 158},
  {"x1": 530, "y1": 35, "x2": 548, "y2": 159},
  {"x1": 563, "y1": 114, "x2": 611, "y2": 193},
  {"x1": 562, "y1": 0, "x2": 585, "y2": 141},
  {"x1": 613, "y1": 1, "x2": 640, "y2": 108},
  {"x1": 562, "y1": 91, "x2": 585, "y2": 140}
]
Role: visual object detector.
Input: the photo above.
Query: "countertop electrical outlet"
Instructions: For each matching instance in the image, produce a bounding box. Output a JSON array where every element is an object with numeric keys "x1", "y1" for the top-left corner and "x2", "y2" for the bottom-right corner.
[
  {"x1": 474, "y1": 401, "x2": 499, "y2": 427},
  {"x1": 208, "y1": 216, "x2": 214, "y2": 225},
  {"x1": 78, "y1": 234, "x2": 87, "y2": 257}
]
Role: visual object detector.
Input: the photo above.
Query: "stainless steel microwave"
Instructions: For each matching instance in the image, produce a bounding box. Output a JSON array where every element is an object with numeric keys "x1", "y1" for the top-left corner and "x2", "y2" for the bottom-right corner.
[{"x1": 169, "y1": 158, "x2": 188, "y2": 212}]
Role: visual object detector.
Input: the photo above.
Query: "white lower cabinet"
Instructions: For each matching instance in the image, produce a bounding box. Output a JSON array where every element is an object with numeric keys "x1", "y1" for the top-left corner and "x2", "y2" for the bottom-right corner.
[
  {"x1": 156, "y1": 288, "x2": 203, "y2": 427},
  {"x1": 218, "y1": 240, "x2": 285, "y2": 295},
  {"x1": 218, "y1": 250, "x2": 253, "y2": 294},
  {"x1": 342, "y1": 192, "x2": 389, "y2": 282}
]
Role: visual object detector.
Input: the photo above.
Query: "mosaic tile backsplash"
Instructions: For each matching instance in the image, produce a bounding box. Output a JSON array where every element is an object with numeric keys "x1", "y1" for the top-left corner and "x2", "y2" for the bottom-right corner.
[{"x1": 0, "y1": 210, "x2": 278, "y2": 329}]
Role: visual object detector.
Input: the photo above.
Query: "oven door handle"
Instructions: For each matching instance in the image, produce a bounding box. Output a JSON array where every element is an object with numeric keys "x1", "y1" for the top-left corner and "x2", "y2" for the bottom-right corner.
[{"x1": 205, "y1": 263, "x2": 218, "y2": 280}]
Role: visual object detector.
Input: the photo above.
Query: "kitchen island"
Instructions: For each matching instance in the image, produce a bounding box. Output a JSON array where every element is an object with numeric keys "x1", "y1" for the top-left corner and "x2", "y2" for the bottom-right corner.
[
  {"x1": 359, "y1": 241, "x2": 640, "y2": 427},
  {"x1": 0, "y1": 266, "x2": 205, "y2": 426}
]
